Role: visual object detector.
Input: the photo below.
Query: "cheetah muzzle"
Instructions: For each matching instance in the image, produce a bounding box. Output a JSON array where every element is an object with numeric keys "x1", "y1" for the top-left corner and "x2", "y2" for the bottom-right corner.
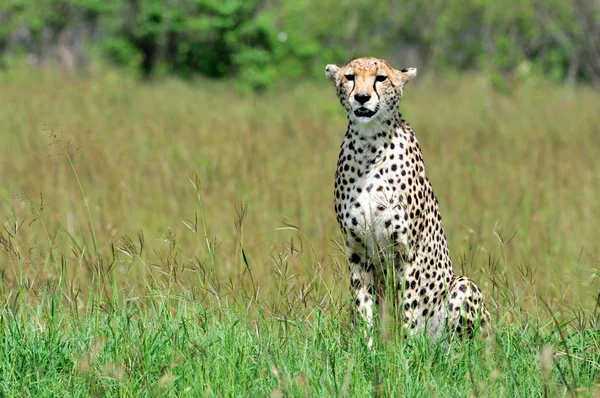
[
  {"x1": 354, "y1": 106, "x2": 377, "y2": 118},
  {"x1": 325, "y1": 57, "x2": 490, "y2": 343}
]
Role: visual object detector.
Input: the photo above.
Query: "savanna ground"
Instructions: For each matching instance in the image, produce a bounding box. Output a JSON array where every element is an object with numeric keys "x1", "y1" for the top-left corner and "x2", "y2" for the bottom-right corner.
[{"x1": 0, "y1": 66, "x2": 599, "y2": 396}]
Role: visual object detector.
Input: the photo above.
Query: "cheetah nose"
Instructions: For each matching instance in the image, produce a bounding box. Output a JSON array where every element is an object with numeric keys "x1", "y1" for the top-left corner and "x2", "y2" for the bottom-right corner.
[{"x1": 354, "y1": 93, "x2": 371, "y2": 105}]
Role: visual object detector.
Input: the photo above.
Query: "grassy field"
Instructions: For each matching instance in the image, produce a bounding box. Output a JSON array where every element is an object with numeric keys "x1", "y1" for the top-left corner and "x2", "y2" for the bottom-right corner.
[{"x1": 0, "y1": 66, "x2": 599, "y2": 396}]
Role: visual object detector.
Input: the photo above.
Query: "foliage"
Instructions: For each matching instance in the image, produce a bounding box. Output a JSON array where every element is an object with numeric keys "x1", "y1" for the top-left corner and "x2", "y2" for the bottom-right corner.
[
  {"x1": 101, "y1": 0, "x2": 277, "y2": 86},
  {"x1": 1, "y1": 0, "x2": 600, "y2": 88}
]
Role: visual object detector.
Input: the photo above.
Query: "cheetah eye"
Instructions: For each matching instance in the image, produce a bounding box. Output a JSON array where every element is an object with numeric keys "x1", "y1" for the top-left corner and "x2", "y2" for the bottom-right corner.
[
  {"x1": 345, "y1": 74, "x2": 355, "y2": 81},
  {"x1": 375, "y1": 75, "x2": 387, "y2": 82}
]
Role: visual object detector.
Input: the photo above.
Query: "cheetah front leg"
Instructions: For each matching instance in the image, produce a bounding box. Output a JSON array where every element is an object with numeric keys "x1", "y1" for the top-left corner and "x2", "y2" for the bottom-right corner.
[
  {"x1": 348, "y1": 251, "x2": 376, "y2": 347},
  {"x1": 443, "y1": 277, "x2": 490, "y2": 338}
]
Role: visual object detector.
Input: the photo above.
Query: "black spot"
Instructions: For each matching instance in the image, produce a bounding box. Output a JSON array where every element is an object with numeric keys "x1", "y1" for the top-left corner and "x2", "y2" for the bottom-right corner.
[{"x1": 350, "y1": 253, "x2": 361, "y2": 264}]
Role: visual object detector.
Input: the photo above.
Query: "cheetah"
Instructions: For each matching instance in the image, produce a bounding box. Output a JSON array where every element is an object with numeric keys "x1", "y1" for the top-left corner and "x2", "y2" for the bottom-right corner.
[{"x1": 325, "y1": 57, "x2": 489, "y2": 342}]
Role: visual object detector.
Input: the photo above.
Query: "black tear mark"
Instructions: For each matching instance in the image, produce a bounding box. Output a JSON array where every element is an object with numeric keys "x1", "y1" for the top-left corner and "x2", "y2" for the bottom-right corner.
[{"x1": 373, "y1": 81, "x2": 381, "y2": 101}]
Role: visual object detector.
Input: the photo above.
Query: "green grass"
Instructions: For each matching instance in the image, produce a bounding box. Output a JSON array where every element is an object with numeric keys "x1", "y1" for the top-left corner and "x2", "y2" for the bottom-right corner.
[
  {"x1": 0, "y1": 66, "x2": 599, "y2": 395},
  {"x1": 1, "y1": 293, "x2": 599, "y2": 396}
]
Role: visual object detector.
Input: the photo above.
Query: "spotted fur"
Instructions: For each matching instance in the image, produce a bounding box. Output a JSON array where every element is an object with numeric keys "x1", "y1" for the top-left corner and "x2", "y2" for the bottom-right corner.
[{"x1": 325, "y1": 57, "x2": 489, "y2": 341}]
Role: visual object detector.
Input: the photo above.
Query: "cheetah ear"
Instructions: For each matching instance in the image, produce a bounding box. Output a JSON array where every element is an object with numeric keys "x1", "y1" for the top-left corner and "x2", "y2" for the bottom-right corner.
[
  {"x1": 325, "y1": 64, "x2": 340, "y2": 84},
  {"x1": 395, "y1": 67, "x2": 417, "y2": 85}
]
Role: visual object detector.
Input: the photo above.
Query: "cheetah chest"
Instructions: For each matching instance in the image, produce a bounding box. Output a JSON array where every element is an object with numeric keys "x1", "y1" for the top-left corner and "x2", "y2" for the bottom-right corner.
[{"x1": 337, "y1": 160, "x2": 410, "y2": 256}]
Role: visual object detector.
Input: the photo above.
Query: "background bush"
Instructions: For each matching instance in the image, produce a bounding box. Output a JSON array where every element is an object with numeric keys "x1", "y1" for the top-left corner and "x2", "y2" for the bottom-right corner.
[{"x1": 1, "y1": 0, "x2": 599, "y2": 89}]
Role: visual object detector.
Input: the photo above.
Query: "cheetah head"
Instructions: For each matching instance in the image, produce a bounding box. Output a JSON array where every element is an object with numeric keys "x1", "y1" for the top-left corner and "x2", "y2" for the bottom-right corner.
[{"x1": 325, "y1": 57, "x2": 417, "y2": 124}]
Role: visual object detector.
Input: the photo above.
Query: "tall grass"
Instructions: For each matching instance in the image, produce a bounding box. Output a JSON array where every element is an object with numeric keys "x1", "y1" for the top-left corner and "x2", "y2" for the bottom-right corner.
[{"x1": 0, "y1": 66, "x2": 599, "y2": 395}]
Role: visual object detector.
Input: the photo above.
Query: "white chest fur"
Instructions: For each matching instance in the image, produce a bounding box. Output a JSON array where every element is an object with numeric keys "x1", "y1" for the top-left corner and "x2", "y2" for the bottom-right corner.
[{"x1": 335, "y1": 128, "x2": 412, "y2": 257}]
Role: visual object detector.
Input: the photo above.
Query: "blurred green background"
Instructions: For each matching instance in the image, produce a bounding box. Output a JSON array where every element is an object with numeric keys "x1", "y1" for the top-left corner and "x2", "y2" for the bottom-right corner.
[{"x1": 1, "y1": 0, "x2": 599, "y2": 89}]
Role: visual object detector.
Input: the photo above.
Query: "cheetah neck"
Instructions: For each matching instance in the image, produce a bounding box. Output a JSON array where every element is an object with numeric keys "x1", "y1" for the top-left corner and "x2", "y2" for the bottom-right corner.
[{"x1": 344, "y1": 112, "x2": 411, "y2": 163}]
